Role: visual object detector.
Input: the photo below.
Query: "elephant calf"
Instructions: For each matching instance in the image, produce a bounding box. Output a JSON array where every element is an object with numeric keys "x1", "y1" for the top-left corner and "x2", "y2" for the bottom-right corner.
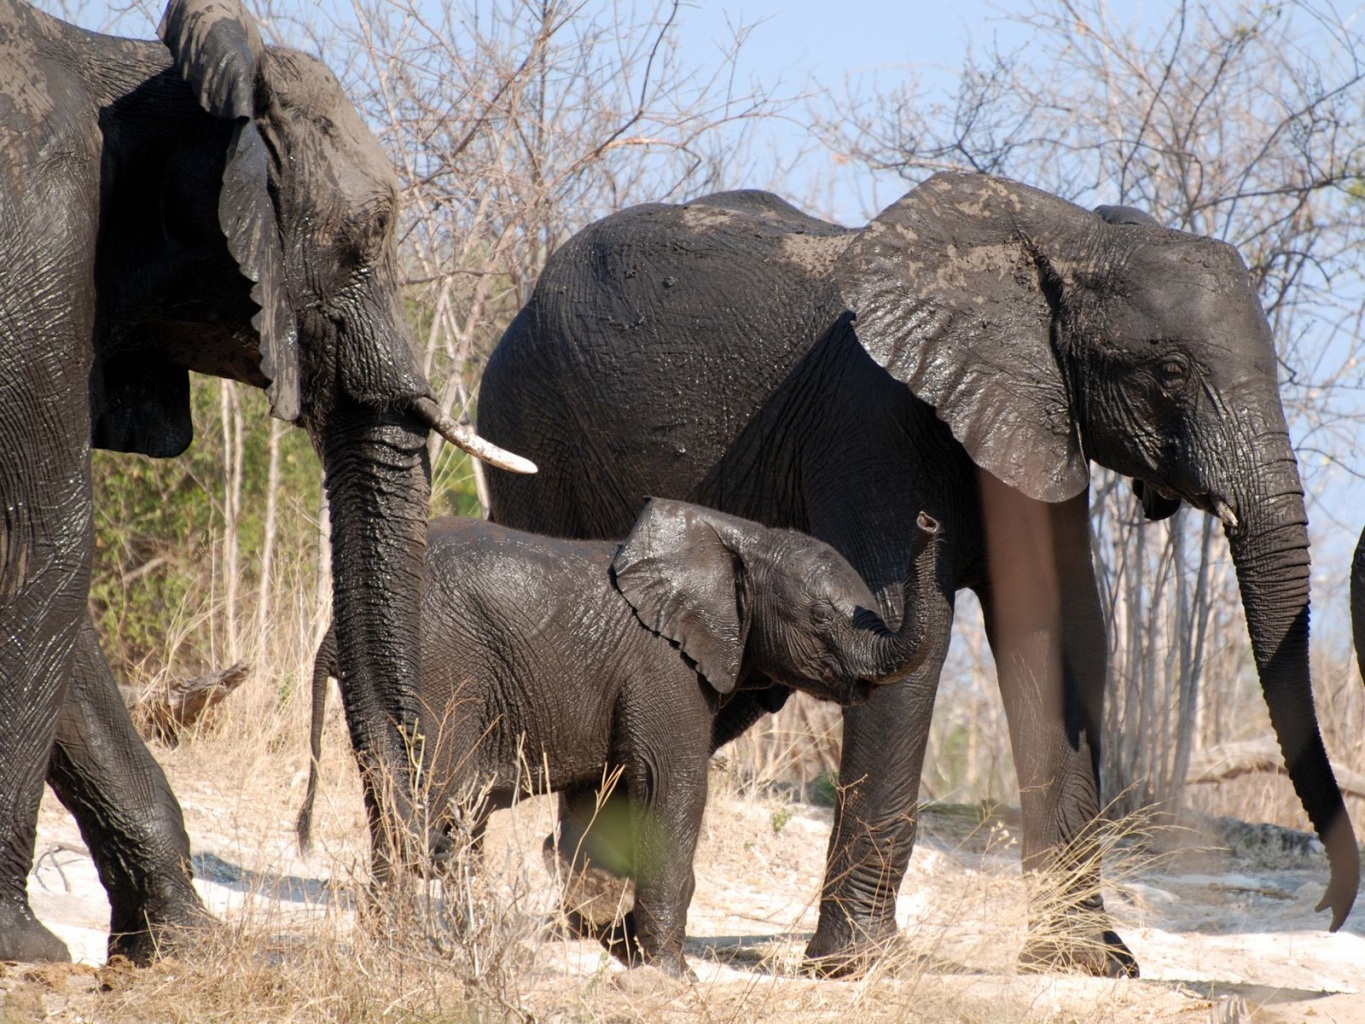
[{"x1": 298, "y1": 498, "x2": 943, "y2": 975}]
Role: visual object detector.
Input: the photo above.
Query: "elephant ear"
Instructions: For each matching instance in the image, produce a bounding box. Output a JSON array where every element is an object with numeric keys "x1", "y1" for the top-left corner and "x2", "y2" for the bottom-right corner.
[
  {"x1": 834, "y1": 171, "x2": 1087, "y2": 504},
  {"x1": 159, "y1": 0, "x2": 300, "y2": 421},
  {"x1": 90, "y1": 355, "x2": 194, "y2": 457},
  {"x1": 611, "y1": 498, "x2": 751, "y2": 694}
]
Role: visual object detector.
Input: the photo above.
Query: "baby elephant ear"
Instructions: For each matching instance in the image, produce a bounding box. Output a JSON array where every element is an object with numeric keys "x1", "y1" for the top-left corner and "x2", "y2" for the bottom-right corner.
[
  {"x1": 159, "y1": 0, "x2": 300, "y2": 421},
  {"x1": 611, "y1": 499, "x2": 749, "y2": 694}
]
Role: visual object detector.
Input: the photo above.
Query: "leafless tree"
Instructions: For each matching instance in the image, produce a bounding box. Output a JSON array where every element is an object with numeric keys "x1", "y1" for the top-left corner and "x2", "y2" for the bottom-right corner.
[{"x1": 331, "y1": 0, "x2": 786, "y2": 506}]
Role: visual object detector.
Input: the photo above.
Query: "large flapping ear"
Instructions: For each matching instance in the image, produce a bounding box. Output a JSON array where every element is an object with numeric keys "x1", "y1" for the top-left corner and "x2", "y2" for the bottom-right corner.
[
  {"x1": 834, "y1": 171, "x2": 1088, "y2": 504},
  {"x1": 611, "y1": 498, "x2": 751, "y2": 694},
  {"x1": 159, "y1": 0, "x2": 300, "y2": 421}
]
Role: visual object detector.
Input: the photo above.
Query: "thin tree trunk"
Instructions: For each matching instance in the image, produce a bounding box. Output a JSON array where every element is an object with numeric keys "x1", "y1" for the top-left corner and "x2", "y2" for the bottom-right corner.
[
  {"x1": 1171, "y1": 513, "x2": 1216, "y2": 802},
  {"x1": 255, "y1": 417, "x2": 283, "y2": 654},
  {"x1": 220, "y1": 381, "x2": 245, "y2": 663}
]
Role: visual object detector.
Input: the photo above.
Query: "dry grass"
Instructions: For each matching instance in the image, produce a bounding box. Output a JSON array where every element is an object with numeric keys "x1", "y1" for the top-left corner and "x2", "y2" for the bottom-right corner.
[
  {"x1": 16, "y1": 709, "x2": 1217, "y2": 1024},
  {"x1": 22, "y1": 559, "x2": 1363, "y2": 1022}
]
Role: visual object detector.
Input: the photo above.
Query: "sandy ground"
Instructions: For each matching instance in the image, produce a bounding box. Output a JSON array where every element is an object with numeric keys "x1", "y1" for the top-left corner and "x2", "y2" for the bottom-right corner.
[{"x1": 11, "y1": 750, "x2": 1365, "y2": 1023}]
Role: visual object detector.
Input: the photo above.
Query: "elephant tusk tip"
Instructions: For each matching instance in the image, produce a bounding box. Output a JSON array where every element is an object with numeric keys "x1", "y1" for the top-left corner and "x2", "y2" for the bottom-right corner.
[
  {"x1": 410, "y1": 397, "x2": 539, "y2": 474},
  {"x1": 1212, "y1": 497, "x2": 1239, "y2": 532},
  {"x1": 501, "y1": 452, "x2": 539, "y2": 475}
]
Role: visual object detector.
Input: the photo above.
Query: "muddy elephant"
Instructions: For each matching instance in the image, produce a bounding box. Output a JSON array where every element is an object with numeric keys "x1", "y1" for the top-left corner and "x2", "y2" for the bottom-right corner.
[
  {"x1": 0, "y1": 0, "x2": 529, "y2": 962},
  {"x1": 297, "y1": 501, "x2": 944, "y2": 975},
  {"x1": 477, "y1": 173, "x2": 1358, "y2": 976}
]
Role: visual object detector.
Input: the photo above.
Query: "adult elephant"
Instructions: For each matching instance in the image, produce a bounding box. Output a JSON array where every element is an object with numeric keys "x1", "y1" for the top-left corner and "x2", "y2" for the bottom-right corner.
[
  {"x1": 478, "y1": 174, "x2": 1358, "y2": 977},
  {"x1": 0, "y1": 0, "x2": 531, "y2": 962}
]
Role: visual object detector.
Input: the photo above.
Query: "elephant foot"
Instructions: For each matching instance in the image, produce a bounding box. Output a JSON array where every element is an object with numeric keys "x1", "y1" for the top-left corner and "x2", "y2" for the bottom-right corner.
[
  {"x1": 107, "y1": 888, "x2": 216, "y2": 966},
  {"x1": 595, "y1": 911, "x2": 694, "y2": 980},
  {"x1": 0, "y1": 903, "x2": 71, "y2": 963},
  {"x1": 802, "y1": 911, "x2": 899, "y2": 978},
  {"x1": 1018, "y1": 920, "x2": 1139, "y2": 979}
]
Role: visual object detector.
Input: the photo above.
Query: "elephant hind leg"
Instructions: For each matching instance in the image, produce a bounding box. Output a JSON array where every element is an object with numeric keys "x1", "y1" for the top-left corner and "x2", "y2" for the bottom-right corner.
[{"x1": 46, "y1": 618, "x2": 212, "y2": 964}]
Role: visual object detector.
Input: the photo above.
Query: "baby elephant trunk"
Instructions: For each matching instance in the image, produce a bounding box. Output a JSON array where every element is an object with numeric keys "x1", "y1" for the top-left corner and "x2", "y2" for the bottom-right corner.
[{"x1": 846, "y1": 512, "x2": 944, "y2": 684}]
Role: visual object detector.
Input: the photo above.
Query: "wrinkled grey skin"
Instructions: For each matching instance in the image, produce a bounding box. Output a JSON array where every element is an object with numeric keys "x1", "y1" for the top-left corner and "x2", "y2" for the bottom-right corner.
[
  {"x1": 0, "y1": 0, "x2": 523, "y2": 963},
  {"x1": 479, "y1": 173, "x2": 1359, "y2": 977},
  {"x1": 298, "y1": 500, "x2": 945, "y2": 976}
]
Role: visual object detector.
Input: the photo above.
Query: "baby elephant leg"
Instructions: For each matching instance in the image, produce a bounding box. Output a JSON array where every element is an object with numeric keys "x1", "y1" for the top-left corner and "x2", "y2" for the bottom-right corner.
[
  {"x1": 610, "y1": 754, "x2": 709, "y2": 978},
  {"x1": 545, "y1": 786, "x2": 636, "y2": 935}
]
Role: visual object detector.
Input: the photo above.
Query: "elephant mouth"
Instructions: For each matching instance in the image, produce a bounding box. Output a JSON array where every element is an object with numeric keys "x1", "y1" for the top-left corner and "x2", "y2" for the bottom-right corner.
[
  {"x1": 1132, "y1": 478, "x2": 1182, "y2": 522},
  {"x1": 1133, "y1": 477, "x2": 1239, "y2": 532}
]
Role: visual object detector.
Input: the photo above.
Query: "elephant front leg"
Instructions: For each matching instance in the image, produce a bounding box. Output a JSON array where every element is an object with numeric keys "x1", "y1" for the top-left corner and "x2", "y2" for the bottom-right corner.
[
  {"x1": 0, "y1": 453, "x2": 91, "y2": 963},
  {"x1": 804, "y1": 644, "x2": 945, "y2": 976},
  {"x1": 46, "y1": 617, "x2": 212, "y2": 964},
  {"x1": 982, "y1": 479, "x2": 1137, "y2": 978},
  {"x1": 603, "y1": 757, "x2": 708, "y2": 979}
]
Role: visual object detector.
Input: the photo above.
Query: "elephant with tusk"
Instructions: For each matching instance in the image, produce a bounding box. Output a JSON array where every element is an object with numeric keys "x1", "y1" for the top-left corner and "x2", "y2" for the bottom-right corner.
[{"x1": 0, "y1": 0, "x2": 532, "y2": 963}]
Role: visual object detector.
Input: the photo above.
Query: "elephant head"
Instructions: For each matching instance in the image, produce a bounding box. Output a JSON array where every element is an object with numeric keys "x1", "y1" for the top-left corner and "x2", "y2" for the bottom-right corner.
[
  {"x1": 90, "y1": 0, "x2": 531, "y2": 861},
  {"x1": 611, "y1": 498, "x2": 946, "y2": 703},
  {"x1": 836, "y1": 170, "x2": 1357, "y2": 929}
]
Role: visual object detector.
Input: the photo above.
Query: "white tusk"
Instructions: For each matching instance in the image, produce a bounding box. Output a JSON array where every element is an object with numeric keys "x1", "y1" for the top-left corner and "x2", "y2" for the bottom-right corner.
[
  {"x1": 1212, "y1": 497, "x2": 1240, "y2": 532},
  {"x1": 411, "y1": 397, "x2": 538, "y2": 475}
]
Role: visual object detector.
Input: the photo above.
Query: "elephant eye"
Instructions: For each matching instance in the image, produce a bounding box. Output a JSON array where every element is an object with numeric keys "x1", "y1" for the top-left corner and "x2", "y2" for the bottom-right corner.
[
  {"x1": 1156, "y1": 356, "x2": 1190, "y2": 387},
  {"x1": 808, "y1": 598, "x2": 840, "y2": 630}
]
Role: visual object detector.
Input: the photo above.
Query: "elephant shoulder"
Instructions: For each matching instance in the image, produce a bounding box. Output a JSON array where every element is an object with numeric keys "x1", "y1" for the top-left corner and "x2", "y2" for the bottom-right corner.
[{"x1": 0, "y1": 5, "x2": 100, "y2": 161}]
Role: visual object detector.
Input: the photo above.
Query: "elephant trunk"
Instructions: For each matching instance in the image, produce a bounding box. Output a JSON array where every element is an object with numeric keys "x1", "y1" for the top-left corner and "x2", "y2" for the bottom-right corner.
[
  {"x1": 846, "y1": 513, "x2": 944, "y2": 682},
  {"x1": 1225, "y1": 444, "x2": 1358, "y2": 930},
  {"x1": 1352, "y1": 526, "x2": 1365, "y2": 686},
  {"x1": 318, "y1": 404, "x2": 432, "y2": 873}
]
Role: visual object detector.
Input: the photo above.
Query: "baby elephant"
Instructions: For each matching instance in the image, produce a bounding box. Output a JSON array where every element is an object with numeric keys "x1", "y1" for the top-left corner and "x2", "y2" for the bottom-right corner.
[{"x1": 299, "y1": 498, "x2": 943, "y2": 975}]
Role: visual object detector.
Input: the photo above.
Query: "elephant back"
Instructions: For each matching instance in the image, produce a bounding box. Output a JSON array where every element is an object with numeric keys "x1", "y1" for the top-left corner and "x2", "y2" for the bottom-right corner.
[{"x1": 479, "y1": 194, "x2": 855, "y2": 537}]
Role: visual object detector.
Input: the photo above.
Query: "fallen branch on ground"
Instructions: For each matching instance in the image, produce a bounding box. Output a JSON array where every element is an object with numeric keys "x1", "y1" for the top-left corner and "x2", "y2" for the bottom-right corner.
[
  {"x1": 131, "y1": 662, "x2": 251, "y2": 746},
  {"x1": 1187, "y1": 738, "x2": 1365, "y2": 801}
]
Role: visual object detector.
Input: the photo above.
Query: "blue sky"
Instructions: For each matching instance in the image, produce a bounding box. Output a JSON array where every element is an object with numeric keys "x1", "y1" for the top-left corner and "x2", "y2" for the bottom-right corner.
[
  {"x1": 665, "y1": 0, "x2": 1150, "y2": 220},
  {"x1": 668, "y1": 1, "x2": 1365, "y2": 624}
]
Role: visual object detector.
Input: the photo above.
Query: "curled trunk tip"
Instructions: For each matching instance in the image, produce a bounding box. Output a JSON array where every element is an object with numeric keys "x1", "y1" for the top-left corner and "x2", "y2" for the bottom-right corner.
[{"x1": 854, "y1": 509, "x2": 946, "y2": 683}]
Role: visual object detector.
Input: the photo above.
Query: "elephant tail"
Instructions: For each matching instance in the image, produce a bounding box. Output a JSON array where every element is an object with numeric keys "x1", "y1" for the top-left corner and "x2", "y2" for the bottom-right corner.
[{"x1": 296, "y1": 626, "x2": 338, "y2": 854}]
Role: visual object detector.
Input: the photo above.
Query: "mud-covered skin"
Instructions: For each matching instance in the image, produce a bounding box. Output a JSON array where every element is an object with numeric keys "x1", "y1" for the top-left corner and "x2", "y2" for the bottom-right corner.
[
  {"x1": 479, "y1": 177, "x2": 1356, "y2": 977},
  {"x1": 299, "y1": 501, "x2": 945, "y2": 976},
  {"x1": 0, "y1": 0, "x2": 454, "y2": 962}
]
